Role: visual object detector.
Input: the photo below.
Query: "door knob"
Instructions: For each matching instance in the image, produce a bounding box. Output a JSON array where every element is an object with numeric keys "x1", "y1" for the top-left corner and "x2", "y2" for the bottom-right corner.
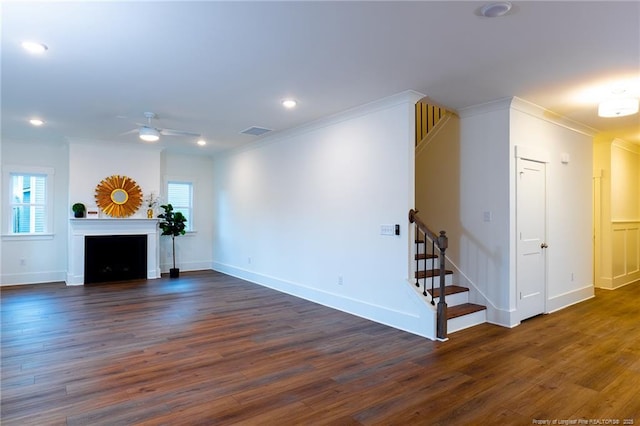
[{"x1": 540, "y1": 243, "x2": 548, "y2": 249}]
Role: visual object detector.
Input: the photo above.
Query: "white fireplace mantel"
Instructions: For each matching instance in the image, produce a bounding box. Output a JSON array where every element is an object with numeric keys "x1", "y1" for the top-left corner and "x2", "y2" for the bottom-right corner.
[{"x1": 67, "y1": 218, "x2": 160, "y2": 285}]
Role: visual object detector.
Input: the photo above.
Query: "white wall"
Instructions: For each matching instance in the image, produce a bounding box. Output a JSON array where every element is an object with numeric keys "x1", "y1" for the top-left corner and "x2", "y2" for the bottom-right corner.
[
  {"x1": 160, "y1": 151, "x2": 215, "y2": 272},
  {"x1": 509, "y1": 98, "x2": 594, "y2": 314},
  {"x1": 457, "y1": 97, "x2": 594, "y2": 327},
  {"x1": 1, "y1": 140, "x2": 69, "y2": 284},
  {"x1": 458, "y1": 100, "x2": 512, "y2": 325},
  {"x1": 1, "y1": 139, "x2": 215, "y2": 285},
  {"x1": 212, "y1": 91, "x2": 436, "y2": 338},
  {"x1": 595, "y1": 138, "x2": 640, "y2": 289},
  {"x1": 68, "y1": 141, "x2": 162, "y2": 215}
]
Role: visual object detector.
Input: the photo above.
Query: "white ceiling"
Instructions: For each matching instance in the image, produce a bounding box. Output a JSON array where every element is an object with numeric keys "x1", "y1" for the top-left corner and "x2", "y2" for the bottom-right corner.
[{"x1": 2, "y1": 1, "x2": 639, "y2": 156}]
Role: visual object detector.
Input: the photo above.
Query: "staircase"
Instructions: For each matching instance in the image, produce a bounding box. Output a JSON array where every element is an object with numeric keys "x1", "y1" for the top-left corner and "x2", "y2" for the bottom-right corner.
[
  {"x1": 413, "y1": 99, "x2": 486, "y2": 339},
  {"x1": 409, "y1": 209, "x2": 486, "y2": 339},
  {"x1": 414, "y1": 246, "x2": 486, "y2": 335}
]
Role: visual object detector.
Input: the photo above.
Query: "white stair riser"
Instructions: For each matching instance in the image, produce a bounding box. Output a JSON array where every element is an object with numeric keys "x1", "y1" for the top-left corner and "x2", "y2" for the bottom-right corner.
[
  {"x1": 414, "y1": 273, "x2": 453, "y2": 286},
  {"x1": 432, "y1": 291, "x2": 468, "y2": 307},
  {"x1": 416, "y1": 258, "x2": 438, "y2": 270},
  {"x1": 447, "y1": 310, "x2": 487, "y2": 334}
]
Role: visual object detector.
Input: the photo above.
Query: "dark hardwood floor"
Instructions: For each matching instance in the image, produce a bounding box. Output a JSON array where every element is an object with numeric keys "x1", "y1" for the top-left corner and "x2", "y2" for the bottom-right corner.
[{"x1": 1, "y1": 271, "x2": 638, "y2": 425}]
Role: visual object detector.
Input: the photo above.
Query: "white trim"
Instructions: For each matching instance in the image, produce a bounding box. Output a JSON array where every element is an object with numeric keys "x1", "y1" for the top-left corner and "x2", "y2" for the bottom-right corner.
[
  {"x1": 514, "y1": 145, "x2": 550, "y2": 163},
  {"x1": 458, "y1": 97, "x2": 512, "y2": 118},
  {"x1": 547, "y1": 285, "x2": 595, "y2": 313},
  {"x1": 510, "y1": 97, "x2": 598, "y2": 137},
  {"x1": 1, "y1": 233, "x2": 55, "y2": 241},
  {"x1": 67, "y1": 219, "x2": 160, "y2": 285},
  {"x1": 213, "y1": 261, "x2": 436, "y2": 340},
  {"x1": 2, "y1": 165, "x2": 55, "y2": 235},
  {"x1": 459, "y1": 96, "x2": 598, "y2": 138},
  {"x1": 160, "y1": 261, "x2": 211, "y2": 273},
  {"x1": 1, "y1": 270, "x2": 66, "y2": 286},
  {"x1": 217, "y1": 90, "x2": 425, "y2": 159},
  {"x1": 164, "y1": 176, "x2": 196, "y2": 232},
  {"x1": 611, "y1": 138, "x2": 640, "y2": 154}
]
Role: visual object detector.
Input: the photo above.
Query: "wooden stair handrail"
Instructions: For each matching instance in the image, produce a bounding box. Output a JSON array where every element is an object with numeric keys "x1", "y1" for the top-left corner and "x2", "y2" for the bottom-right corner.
[
  {"x1": 409, "y1": 208, "x2": 449, "y2": 340},
  {"x1": 408, "y1": 209, "x2": 448, "y2": 251}
]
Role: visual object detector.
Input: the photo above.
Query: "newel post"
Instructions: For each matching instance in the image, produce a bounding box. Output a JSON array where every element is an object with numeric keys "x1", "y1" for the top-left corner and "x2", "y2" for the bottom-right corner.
[{"x1": 436, "y1": 230, "x2": 448, "y2": 340}]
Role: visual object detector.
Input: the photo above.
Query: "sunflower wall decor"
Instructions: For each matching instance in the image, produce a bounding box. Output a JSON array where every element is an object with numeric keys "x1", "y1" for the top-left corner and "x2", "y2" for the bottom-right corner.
[{"x1": 94, "y1": 175, "x2": 143, "y2": 218}]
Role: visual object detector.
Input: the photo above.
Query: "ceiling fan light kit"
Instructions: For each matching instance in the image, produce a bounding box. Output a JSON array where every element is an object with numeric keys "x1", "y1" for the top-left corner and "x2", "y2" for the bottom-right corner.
[
  {"x1": 139, "y1": 126, "x2": 160, "y2": 142},
  {"x1": 598, "y1": 98, "x2": 639, "y2": 118},
  {"x1": 21, "y1": 40, "x2": 48, "y2": 54},
  {"x1": 129, "y1": 111, "x2": 200, "y2": 142}
]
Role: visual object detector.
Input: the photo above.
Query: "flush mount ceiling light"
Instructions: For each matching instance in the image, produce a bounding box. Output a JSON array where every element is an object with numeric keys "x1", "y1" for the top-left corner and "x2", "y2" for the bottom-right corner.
[
  {"x1": 282, "y1": 99, "x2": 297, "y2": 109},
  {"x1": 139, "y1": 126, "x2": 160, "y2": 142},
  {"x1": 598, "y1": 98, "x2": 639, "y2": 118},
  {"x1": 21, "y1": 41, "x2": 48, "y2": 54},
  {"x1": 197, "y1": 139, "x2": 207, "y2": 146},
  {"x1": 480, "y1": 1, "x2": 512, "y2": 17},
  {"x1": 29, "y1": 118, "x2": 45, "y2": 126}
]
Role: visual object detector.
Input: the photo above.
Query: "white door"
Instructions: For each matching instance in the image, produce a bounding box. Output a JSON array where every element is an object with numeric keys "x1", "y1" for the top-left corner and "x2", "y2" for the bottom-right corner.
[{"x1": 516, "y1": 158, "x2": 547, "y2": 321}]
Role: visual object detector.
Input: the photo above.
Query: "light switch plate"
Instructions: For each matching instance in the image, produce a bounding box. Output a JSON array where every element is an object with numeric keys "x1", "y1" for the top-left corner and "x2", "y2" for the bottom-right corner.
[{"x1": 380, "y1": 224, "x2": 395, "y2": 235}]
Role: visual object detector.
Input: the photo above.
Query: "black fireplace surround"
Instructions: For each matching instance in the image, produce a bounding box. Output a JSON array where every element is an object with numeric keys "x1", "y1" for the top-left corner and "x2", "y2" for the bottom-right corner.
[{"x1": 84, "y1": 235, "x2": 147, "y2": 284}]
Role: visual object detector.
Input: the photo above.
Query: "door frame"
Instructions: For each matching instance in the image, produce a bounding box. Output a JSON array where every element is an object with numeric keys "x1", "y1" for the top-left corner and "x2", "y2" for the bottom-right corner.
[{"x1": 515, "y1": 145, "x2": 550, "y2": 321}]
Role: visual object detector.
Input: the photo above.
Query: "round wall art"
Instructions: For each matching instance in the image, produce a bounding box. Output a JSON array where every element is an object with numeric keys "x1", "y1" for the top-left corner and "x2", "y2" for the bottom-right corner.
[{"x1": 94, "y1": 175, "x2": 143, "y2": 218}]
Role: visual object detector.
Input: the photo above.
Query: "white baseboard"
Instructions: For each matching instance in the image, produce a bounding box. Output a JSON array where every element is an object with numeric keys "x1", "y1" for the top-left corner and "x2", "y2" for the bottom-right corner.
[
  {"x1": 1, "y1": 270, "x2": 66, "y2": 286},
  {"x1": 547, "y1": 285, "x2": 595, "y2": 313},
  {"x1": 160, "y1": 261, "x2": 212, "y2": 273},
  {"x1": 213, "y1": 261, "x2": 436, "y2": 340}
]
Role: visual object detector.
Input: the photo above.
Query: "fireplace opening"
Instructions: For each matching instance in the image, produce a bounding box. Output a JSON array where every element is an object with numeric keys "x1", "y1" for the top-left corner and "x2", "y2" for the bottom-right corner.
[{"x1": 85, "y1": 235, "x2": 147, "y2": 284}]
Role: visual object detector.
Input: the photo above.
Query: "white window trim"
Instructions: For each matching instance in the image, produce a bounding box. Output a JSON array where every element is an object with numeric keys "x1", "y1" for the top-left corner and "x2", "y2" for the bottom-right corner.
[
  {"x1": 2, "y1": 165, "x2": 55, "y2": 238},
  {"x1": 163, "y1": 176, "x2": 196, "y2": 233}
]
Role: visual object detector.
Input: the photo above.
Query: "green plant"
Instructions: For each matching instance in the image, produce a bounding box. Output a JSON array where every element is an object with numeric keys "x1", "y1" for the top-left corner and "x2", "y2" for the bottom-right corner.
[
  {"x1": 157, "y1": 204, "x2": 187, "y2": 272},
  {"x1": 72, "y1": 203, "x2": 86, "y2": 217}
]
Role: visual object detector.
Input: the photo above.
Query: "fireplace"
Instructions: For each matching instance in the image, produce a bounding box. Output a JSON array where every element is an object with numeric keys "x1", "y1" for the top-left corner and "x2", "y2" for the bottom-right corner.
[
  {"x1": 67, "y1": 219, "x2": 160, "y2": 285},
  {"x1": 84, "y1": 235, "x2": 147, "y2": 284}
]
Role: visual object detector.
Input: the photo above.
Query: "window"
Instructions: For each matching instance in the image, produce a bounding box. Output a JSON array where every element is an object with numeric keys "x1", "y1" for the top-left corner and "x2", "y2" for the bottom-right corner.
[
  {"x1": 167, "y1": 181, "x2": 193, "y2": 231},
  {"x1": 4, "y1": 166, "x2": 54, "y2": 235}
]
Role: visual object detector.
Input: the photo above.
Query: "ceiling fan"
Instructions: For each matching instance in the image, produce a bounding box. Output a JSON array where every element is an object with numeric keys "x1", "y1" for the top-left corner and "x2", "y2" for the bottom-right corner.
[{"x1": 123, "y1": 112, "x2": 200, "y2": 142}]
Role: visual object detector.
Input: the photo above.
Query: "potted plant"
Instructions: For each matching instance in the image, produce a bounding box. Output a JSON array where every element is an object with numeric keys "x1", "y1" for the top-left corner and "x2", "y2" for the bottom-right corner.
[
  {"x1": 158, "y1": 203, "x2": 187, "y2": 278},
  {"x1": 72, "y1": 203, "x2": 86, "y2": 218},
  {"x1": 144, "y1": 192, "x2": 159, "y2": 218}
]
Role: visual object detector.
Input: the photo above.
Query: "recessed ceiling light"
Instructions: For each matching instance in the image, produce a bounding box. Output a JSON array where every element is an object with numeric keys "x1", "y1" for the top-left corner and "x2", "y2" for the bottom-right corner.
[
  {"x1": 282, "y1": 99, "x2": 297, "y2": 109},
  {"x1": 197, "y1": 139, "x2": 207, "y2": 146},
  {"x1": 21, "y1": 41, "x2": 48, "y2": 54},
  {"x1": 479, "y1": 1, "x2": 512, "y2": 17},
  {"x1": 29, "y1": 118, "x2": 45, "y2": 126},
  {"x1": 598, "y1": 98, "x2": 639, "y2": 118}
]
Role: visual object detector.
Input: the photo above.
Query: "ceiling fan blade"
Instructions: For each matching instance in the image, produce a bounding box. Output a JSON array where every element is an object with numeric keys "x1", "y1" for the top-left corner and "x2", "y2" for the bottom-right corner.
[
  {"x1": 119, "y1": 128, "x2": 139, "y2": 136},
  {"x1": 159, "y1": 128, "x2": 201, "y2": 137}
]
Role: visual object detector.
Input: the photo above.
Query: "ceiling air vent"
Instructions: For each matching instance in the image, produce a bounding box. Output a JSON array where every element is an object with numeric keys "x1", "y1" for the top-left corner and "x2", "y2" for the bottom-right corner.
[{"x1": 240, "y1": 126, "x2": 273, "y2": 136}]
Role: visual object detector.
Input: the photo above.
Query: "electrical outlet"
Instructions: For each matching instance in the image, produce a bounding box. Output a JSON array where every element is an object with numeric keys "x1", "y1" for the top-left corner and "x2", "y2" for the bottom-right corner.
[
  {"x1": 248, "y1": 257, "x2": 252, "y2": 264},
  {"x1": 20, "y1": 258, "x2": 26, "y2": 266},
  {"x1": 338, "y1": 275, "x2": 343, "y2": 285}
]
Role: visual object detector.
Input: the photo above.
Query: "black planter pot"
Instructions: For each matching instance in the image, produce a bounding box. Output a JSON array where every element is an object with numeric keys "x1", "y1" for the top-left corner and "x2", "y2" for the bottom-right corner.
[
  {"x1": 74, "y1": 211, "x2": 84, "y2": 218},
  {"x1": 169, "y1": 268, "x2": 180, "y2": 278}
]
